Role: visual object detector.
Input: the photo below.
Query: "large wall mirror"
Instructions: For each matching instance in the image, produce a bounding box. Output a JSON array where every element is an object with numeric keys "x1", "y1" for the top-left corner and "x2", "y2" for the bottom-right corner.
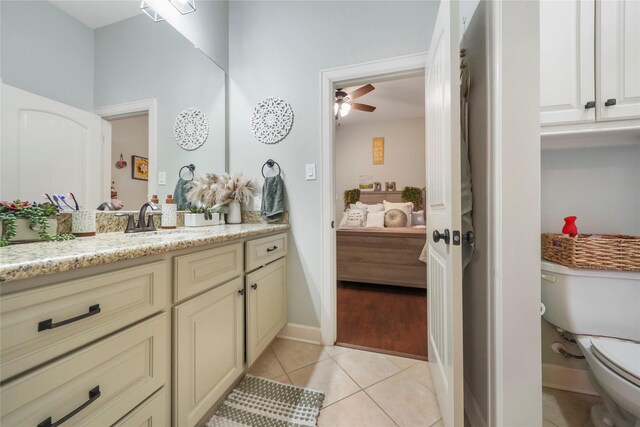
[{"x1": 0, "y1": 0, "x2": 226, "y2": 211}]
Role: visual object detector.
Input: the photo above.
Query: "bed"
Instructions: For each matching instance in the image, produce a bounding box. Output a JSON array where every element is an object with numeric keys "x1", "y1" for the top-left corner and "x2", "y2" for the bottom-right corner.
[{"x1": 336, "y1": 190, "x2": 427, "y2": 289}]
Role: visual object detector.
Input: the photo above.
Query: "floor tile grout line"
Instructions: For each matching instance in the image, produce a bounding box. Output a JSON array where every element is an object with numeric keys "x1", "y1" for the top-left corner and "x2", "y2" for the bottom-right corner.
[
  {"x1": 362, "y1": 387, "x2": 401, "y2": 427},
  {"x1": 268, "y1": 345, "x2": 289, "y2": 377}
]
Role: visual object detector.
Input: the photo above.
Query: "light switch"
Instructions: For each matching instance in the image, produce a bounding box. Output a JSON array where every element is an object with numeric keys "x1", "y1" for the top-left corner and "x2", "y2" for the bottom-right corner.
[
  {"x1": 158, "y1": 172, "x2": 166, "y2": 185},
  {"x1": 253, "y1": 196, "x2": 262, "y2": 211},
  {"x1": 305, "y1": 163, "x2": 316, "y2": 180}
]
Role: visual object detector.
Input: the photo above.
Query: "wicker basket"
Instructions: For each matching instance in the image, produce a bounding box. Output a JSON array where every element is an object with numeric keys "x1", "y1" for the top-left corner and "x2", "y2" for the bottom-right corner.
[{"x1": 542, "y1": 233, "x2": 640, "y2": 272}]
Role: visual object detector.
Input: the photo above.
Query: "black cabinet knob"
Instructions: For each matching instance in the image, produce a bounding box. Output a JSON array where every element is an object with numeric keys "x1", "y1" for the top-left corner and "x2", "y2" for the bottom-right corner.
[
  {"x1": 251, "y1": 283, "x2": 258, "y2": 290},
  {"x1": 605, "y1": 98, "x2": 617, "y2": 107},
  {"x1": 584, "y1": 101, "x2": 595, "y2": 109},
  {"x1": 238, "y1": 289, "x2": 245, "y2": 296},
  {"x1": 432, "y1": 229, "x2": 450, "y2": 245}
]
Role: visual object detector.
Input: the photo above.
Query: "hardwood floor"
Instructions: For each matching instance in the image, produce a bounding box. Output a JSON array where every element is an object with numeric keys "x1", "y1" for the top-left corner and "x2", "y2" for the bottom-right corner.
[{"x1": 336, "y1": 281, "x2": 428, "y2": 359}]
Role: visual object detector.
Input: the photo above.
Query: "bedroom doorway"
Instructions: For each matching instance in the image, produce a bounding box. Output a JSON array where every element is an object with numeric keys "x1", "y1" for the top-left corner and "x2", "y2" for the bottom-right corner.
[{"x1": 333, "y1": 73, "x2": 428, "y2": 359}]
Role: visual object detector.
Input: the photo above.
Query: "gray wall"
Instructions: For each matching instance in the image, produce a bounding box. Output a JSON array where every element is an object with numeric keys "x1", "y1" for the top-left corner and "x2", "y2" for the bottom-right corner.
[
  {"x1": 461, "y1": 3, "x2": 490, "y2": 423},
  {"x1": 94, "y1": 15, "x2": 226, "y2": 193},
  {"x1": 228, "y1": 1, "x2": 437, "y2": 327},
  {"x1": 0, "y1": 0, "x2": 94, "y2": 111}
]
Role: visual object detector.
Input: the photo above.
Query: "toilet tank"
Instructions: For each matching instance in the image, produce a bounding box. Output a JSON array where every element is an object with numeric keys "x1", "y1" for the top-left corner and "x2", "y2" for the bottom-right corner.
[{"x1": 541, "y1": 260, "x2": 640, "y2": 342}]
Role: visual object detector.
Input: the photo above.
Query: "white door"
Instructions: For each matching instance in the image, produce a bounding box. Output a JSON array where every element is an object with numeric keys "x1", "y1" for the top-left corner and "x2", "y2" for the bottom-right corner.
[
  {"x1": 540, "y1": 0, "x2": 595, "y2": 125},
  {"x1": 0, "y1": 84, "x2": 106, "y2": 208},
  {"x1": 598, "y1": 0, "x2": 640, "y2": 120},
  {"x1": 425, "y1": 1, "x2": 463, "y2": 426}
]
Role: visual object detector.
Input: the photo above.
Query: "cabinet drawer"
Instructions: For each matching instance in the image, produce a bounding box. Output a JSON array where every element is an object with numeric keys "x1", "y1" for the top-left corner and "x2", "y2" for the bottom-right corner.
[
  {"x1": 174, "y1": 243, "x2": 243, "y2": 303},
  {"x1": 0, "y1": 261, "x2": 169, "y2": 382},
  {"x1": 245, "y1": 233, "x2": 288, "y2": 272},
  {"x1": 0, "y1": 313, "x2": 168, "y2": 427},
  {"x1": 113, "y1": 387, "x2": 169, "y2": 427}
]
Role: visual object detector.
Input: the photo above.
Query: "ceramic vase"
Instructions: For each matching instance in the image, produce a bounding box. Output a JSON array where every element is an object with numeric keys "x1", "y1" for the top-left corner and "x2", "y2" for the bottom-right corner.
[
  {"x1": 562, "y1": 216, "x2": 578, "y2": 237},
  {"x1": 227, "y1": 201, "x2": 242, "y2": 224},
  {"x1": 72, "y1": 210, "x2": 96, "y2": 237}
]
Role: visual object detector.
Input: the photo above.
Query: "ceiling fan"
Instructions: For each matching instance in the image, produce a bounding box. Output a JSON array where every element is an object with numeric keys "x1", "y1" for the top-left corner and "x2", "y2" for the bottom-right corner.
[{"x1": 335, "y1": 84, "x2": 376, "y2": 119}]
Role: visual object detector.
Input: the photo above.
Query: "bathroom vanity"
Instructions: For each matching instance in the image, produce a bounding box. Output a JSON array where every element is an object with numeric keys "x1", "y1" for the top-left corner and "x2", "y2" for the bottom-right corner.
[{"x1": 0, "y1": 224, "x2": 289, "y2": 427}]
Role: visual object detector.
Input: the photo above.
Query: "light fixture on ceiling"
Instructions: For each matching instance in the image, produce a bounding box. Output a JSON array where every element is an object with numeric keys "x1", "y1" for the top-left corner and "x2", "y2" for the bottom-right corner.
[
  {"x1": 169, "y1": 0, "x2": 196, "y2": 15},
  {"x1": 141, "y1": 1, "x2": 164, "y2": 22},
  {"x1": 334, "y1": 102, "x2": 351, "y2": 118}
]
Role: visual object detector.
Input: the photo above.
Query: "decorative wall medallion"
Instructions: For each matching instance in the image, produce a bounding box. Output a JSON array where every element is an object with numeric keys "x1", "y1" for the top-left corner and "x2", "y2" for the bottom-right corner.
[
  {"x1": 250, "y1": 97, "x2": 294, "y2": 144},
  {"x1": 174, "y1": 108, "x2": 209, "y2": 151}
]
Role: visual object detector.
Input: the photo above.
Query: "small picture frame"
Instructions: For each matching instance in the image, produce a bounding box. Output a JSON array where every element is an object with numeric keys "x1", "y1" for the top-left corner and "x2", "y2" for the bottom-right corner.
[{"x1": 131, "y1": 155, "x2": 149, "y2": 181}]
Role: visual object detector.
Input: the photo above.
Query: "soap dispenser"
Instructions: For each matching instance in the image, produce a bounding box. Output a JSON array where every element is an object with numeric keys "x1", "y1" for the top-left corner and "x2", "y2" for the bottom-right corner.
[{"x1": 161, "y1": 195, "x2": 177, "y2": 229}]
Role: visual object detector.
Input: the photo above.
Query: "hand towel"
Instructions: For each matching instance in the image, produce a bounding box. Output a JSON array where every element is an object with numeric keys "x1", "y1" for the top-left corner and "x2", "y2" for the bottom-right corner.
[
  {"x1": 261, "y1": 175, "x2": 285, "y2": 222},
  {"x1": 173, "y1": 178, "x2": 191, "y2": 210}
]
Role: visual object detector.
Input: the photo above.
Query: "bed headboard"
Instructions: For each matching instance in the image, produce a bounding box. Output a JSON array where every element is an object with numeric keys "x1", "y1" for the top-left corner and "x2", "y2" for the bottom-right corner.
[{"x1": 358, "y1": 190, "x2": 426, "y2": 211}]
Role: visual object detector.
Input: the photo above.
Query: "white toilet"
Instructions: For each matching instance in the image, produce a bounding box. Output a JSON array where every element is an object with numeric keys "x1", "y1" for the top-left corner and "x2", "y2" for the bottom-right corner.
[{"x1": 541, "y1": 260, "x2": 640, "y2": 427}]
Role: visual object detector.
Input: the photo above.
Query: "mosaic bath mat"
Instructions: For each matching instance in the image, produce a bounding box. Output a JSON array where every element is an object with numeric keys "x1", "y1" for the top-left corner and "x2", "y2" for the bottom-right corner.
[{"x1": 207, "y1": 375, "x2": 325, "y2": 427}]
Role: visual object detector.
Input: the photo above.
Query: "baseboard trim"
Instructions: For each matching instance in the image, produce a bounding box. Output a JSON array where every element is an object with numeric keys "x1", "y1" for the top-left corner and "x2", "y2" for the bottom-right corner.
[
  {"x1": 464, "y1": 381, "x2": 487, "y2": 427},
  {"x1": 542, "y1": 363, "x2": 598, "y2": 396},
  {"x1": 277, "y1": 323, "x2": 322, "y2": 345}
]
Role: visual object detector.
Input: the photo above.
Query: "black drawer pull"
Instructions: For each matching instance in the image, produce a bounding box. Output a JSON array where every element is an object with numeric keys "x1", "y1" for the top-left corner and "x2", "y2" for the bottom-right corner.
[
  {"x1": 605, "y1": 98, "x2": 616, "y2": 106},
  {"x1": 38, "y1": 385, "x2": 101, "y2": 427},
  {"x1": 38, "y1": 304, "x2": 101, "y2": 332},
  {"x1": 266, "y1": 246, "x2": 278, "y2": 252},
  {"x1": 584, "y1": 101, "x2": 595, "y2": 109}
]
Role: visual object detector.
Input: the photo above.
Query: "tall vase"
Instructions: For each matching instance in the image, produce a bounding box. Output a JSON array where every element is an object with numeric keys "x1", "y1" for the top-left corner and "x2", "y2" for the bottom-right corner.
[{"x1": 227, "y1": 201, "x2": 242, "y2": 224}]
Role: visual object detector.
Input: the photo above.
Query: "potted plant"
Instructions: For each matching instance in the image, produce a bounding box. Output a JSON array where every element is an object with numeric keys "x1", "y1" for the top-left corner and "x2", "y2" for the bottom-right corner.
[
  {"x1": 185, "y1": 173, "x2": 256, "y2": 225},
  {"x1": 401, "y1": 186, "x2": 423, "y2": 211},
  {"x1": 343, "y1": 188, "x2": 360, "y2": 210},
  {"x1": 0, "y1": 200, "x2": 74, "y2": 246}
]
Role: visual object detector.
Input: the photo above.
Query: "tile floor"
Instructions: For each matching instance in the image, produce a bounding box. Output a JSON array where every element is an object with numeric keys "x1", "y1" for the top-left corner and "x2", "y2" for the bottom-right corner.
[
  {"x1": 249, "y1": 338, "x2": 443, "y2": 427},
  {"x1": 543, "y1": 387, "x2": 602, "y2": 427}
]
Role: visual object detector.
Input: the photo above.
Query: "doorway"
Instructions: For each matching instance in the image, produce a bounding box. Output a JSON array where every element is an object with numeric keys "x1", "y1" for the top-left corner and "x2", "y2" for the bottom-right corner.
[{"x1": 333, "y1": 74, "x2": 428, "y2": 359}]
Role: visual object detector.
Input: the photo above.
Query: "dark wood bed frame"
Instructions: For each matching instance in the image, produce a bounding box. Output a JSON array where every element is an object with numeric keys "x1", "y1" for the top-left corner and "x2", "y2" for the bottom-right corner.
[{"x1": 336, "y1": 190, "x2": 427, "y2": 289}]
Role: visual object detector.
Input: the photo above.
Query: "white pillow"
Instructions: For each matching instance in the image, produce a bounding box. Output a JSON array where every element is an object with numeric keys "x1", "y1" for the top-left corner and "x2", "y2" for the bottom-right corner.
[
  {"x1": 355, "y1": 201, "x2": 385, "y2": 213},
  {"x1": 383, "y1": 201, "x2": 413, "y2": 227},
  {"x1": 365, "y1": 211, "x2": 385, "y2": 228},
  {"x1": 339, "y1": 208, "x2": 365, "y2": 228},
  {"x1": 412, "y1": 210, "x2": 426, "y2": 226}
]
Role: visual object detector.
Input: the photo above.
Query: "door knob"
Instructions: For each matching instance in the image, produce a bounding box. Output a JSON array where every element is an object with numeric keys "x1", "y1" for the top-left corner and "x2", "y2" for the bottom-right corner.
[
  {"x1": 432, "y1": 229, "x2": 450, "y2": 245},
  {"x1": 604, "y1": 98, "x2": 617, "y2": 107},
  {"x1": 463, "y1": 231, "x2": 475, "y2": 244}
]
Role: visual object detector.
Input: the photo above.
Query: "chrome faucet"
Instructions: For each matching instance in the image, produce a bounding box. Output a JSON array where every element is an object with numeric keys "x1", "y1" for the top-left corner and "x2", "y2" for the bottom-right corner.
[{"x1": 116, "y1": 202, "x2": 162, "y2": 233}]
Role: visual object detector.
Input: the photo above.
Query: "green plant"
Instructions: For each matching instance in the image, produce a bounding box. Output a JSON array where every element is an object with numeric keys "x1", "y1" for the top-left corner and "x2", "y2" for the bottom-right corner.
[
  {"x1": 343, "y1": 189, "x2": 361, "y2": 209},
  {"x1": 0, "y1": 200, "x2": 74, "y2": 247},
  {"x1": 401, "y1": 186, "x2": 423, "y2": 211}
]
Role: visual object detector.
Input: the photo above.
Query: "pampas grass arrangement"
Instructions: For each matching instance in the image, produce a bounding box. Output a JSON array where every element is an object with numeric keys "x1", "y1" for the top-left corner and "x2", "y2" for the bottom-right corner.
[{"x1": 186, "y1": 172, "x2": 256, "y2": 209}]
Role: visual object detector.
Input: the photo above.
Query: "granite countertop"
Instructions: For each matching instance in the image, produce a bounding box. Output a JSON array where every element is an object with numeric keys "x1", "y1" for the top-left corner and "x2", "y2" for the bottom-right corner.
[{"x1": 0, "y1": 224, "x2": 289, "y2": 283}]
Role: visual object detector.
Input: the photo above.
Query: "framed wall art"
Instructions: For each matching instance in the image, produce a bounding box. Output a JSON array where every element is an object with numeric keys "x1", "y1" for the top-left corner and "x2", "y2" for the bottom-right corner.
[
  {"x1": 131, "y1": 155, "x2": 149, "y2": 181},
  {"x1": 373, "y1": 137, "x2": 384, "y2": 165}
]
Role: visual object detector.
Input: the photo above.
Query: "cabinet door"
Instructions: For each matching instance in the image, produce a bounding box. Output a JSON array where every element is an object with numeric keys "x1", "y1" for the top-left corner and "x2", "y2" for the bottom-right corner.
[
  {"x1": 173, "y1": 278, "x2": 244, "y2": 427},
  {"x1": 598, "y1": 0, "x2": 640, "y2": 120},
  {"x1": 540, "y1": 0, "x2": 595, "y2": 125},
  {"x1": 246, "y1": 258, "x2": 287, "y2": 366}
]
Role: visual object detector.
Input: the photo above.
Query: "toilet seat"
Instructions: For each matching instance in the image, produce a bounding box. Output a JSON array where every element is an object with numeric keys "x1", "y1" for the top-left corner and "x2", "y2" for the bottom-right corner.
[{"x1": 590, "y1": 337, "x2": 640, "y2": 388}]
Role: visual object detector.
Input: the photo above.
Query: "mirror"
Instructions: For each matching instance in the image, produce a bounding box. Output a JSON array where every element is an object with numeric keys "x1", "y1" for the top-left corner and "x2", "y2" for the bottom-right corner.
[{"x1": 0, "y1": 0, "x2": 226, "y2": 211}]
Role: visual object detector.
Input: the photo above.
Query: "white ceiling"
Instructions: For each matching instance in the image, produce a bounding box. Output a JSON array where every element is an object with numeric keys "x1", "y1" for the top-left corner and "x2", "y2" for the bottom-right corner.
[
  {"x1": 48, "y1": 0, "x2": 142, "y2": 30},
  {"x1": 337, "y1": 75, "x2": 425, "y2": 126}
]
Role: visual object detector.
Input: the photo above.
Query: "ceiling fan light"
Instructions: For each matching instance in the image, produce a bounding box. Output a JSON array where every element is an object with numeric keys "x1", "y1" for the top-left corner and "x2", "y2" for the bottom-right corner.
[
  {"x1": 334, "y1": 103, "x2": 339, "y2": 115},
  {"x1": 340, "y1": 103, "x2": 351, "y2": 117},
  {"x1": 141, "y1": 1, "x2": 164, "y2": 22},
  {"x1": 169, "y1": 0, "x2": 196, "y2": 15}
]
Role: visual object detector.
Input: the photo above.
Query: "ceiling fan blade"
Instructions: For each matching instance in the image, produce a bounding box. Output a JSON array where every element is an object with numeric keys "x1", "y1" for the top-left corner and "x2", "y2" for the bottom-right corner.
[
  {"x1": 347, "y1": 84, "x2": 374, "y2": 101},
  {"x1": 350, "y1": 103, "x2": 376, "y2": 112}
]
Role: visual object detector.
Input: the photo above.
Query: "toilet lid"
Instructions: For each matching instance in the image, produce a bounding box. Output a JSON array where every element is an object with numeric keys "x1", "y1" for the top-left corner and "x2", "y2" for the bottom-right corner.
[{"x1": 591, "y1": 337, "x2": 640, "y2": 387}]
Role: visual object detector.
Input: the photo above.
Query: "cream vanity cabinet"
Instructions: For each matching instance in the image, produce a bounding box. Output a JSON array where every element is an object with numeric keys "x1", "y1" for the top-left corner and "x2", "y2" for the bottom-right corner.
[
  {"x1": 540, "y1": 0, "x2": 640, "y2": 127},
  {"x1": 0, "y1": 261, "x2": 171, "y2": 427},
  {"x1": 245, "y1": 234, "x2": 288, "y2": 366}
]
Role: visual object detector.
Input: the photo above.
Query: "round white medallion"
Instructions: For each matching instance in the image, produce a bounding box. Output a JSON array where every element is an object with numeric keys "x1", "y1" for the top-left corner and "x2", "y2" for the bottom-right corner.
[
  {"x1": 174, "y1": 108, "x2": 209, "y2": 151},
  {"x1": 250, "y1": 97, "x2": 294, "y2": 144}
]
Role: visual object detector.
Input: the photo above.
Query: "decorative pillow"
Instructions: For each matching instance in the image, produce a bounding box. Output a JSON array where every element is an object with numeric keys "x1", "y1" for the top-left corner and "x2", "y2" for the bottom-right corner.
[
  {"x1": 355, "y1": 201, "x2": 385, "y2": 213},
  {"x1": 383, "y1": 201, "x2": 413, "y2": 227},
  {"x1": 384, "y1": 209, "x2": 409, "y2": 227},
  {"x1": 412, "y1": 210, "x2": 426, "y2": 226},
  {"x1": 339, "y1": 208, "x2": 365, "y2": 228},
  {"x1": 365, "y1": 211, "x2": 385, "y2": 228}
]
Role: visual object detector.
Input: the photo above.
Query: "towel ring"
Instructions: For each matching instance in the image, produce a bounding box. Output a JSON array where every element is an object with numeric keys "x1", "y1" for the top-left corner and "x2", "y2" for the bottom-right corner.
[
  {"x1": 179, "y1": 164, "x2": 195, "y2": 181},
  {"x1": 261, "y1": 159, "x2": 281, "y2": 178}
]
